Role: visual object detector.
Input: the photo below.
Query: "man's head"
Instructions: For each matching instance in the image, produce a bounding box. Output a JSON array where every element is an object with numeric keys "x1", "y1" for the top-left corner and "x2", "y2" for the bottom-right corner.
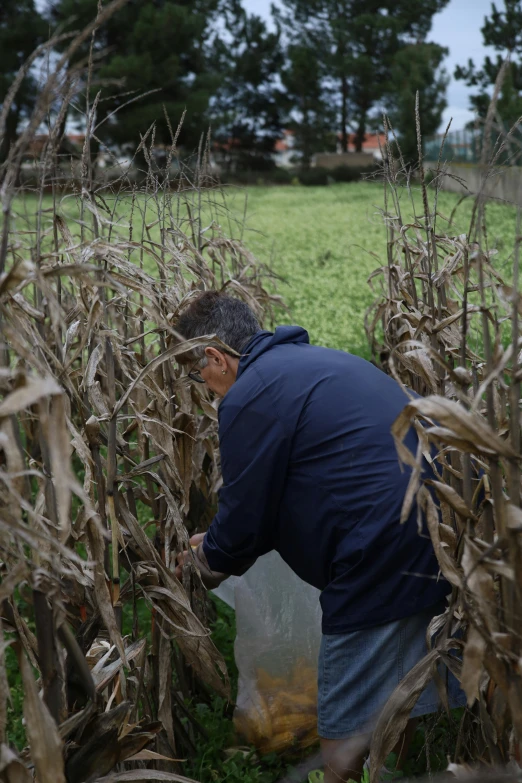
[{"x1": 176, "y1": 291, "x2": 260, "y2": 396}]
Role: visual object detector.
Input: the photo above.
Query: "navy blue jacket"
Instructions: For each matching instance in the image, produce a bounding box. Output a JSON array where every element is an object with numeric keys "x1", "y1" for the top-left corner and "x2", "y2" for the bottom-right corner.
[{"x1": 203, "y1": 326, "x2": 449, "y2": 633}]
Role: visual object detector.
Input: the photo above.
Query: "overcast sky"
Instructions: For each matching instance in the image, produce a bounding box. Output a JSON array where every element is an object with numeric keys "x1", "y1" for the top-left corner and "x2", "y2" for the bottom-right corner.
[{"x1": 242, "y1": 0, "x2": 501, "y2": 131}]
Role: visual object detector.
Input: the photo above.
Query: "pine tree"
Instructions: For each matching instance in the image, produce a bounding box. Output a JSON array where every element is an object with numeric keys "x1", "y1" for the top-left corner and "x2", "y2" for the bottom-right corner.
[
  {"x1": 281, "y1": 41, "x2": 337, "y2": 167},
  {"x1": 455, "y1": 1, "x2": 522, "y2": 132},
  {"x1": 275, "y1": 0, "x2": 449, "y2": 152},
  {"x1": 387, "y1": 42, "x2": 449, "y2": 162},
  {"x1": 0, "y1": 0, "x2": 48, "y2": 160},
  {"x1": 210, "y1": 3, "x2": 286, "y2": 171},
  {"x1": 46, "y1": 0, "x2": 227, "y2": 152}
]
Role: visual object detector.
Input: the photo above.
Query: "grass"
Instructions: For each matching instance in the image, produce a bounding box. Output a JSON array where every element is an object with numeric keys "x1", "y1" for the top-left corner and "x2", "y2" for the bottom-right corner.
[
  {"x1": 222, "y1": 182, "x2": 518, "y2": 358},
  {"x1": 186, "y1": 597, "x2": 299, "y2": 783},
  {"x1": 10, "y1": 181, "x2": 517, "y2": 359}
]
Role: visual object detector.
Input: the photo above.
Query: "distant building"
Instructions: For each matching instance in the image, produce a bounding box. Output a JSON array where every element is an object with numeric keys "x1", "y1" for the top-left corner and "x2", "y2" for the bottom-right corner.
[
  {"x1": 272, "y1": 129, "x2": 386, "y2": 167},
  {"x1": 23, "y1": 133, "x2": 86, "y2": 160},
  {"x1": 339, "y1": 132, "x2": 386, "y2": 158},
  {"x1": 273, "y1": 130, "x2": 296, "y2": 168}
]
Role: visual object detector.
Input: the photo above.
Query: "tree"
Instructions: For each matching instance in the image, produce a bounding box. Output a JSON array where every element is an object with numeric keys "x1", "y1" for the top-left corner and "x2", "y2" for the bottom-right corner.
[
  {"x1": 281, "y1": 41, "x2": 337, "y2": 167},
  {"x1": 349, "y1": 2, "x2": 449, "y2": 151},
  {"x1": 456, "y1": 55, "x2": 522, "y2": 129},
  {"x1": 455, "y1": 1, "x2": 522, "y2": 131},
  {"x1": 386, "y1": 42, "x2": 449, "y2": 162},
  {"x1": 210, "y1": 3, "x2": 286, "y2": 171},
  {"x1": 0, "y1": 0, "x2": 48, "y2": 160},
  {"x1": 46, "y1": 0, "x2": 227, "y2": 153},
  {"x1": 275, "y1": 0, "x2": 449, "y2": 152}
]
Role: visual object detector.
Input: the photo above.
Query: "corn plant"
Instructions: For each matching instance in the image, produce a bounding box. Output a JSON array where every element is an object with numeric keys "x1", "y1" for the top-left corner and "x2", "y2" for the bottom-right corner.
[
  {"x1": 0, "y1": 7, "x2": 281, "y2": 782},
  {"x1": 366, "y1": 87, "x2": 522, "y2": 780}
]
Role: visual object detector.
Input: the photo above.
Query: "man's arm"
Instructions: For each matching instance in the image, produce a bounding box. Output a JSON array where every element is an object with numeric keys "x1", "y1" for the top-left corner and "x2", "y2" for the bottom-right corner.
[{"x1": 202, "y1": 402, "x2": 291, "y2": 577}]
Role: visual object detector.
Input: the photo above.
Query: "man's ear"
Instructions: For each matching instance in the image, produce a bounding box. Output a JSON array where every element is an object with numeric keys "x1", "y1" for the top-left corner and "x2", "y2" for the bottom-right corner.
[{"x1": 205, "y1": 346, "x2": 227, "y2": 367}]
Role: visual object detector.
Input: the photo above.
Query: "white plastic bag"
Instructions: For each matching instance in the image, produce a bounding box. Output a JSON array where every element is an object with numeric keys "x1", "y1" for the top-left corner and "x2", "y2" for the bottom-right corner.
[{"x1": 213, "y1": 551, "x2": 322, "y2": 754}]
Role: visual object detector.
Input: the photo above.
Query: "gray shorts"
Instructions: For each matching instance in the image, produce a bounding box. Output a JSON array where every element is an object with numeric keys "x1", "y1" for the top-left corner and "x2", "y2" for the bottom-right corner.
[{"x1": 318, "y1": 604, "x2": 465, "y2": 739}]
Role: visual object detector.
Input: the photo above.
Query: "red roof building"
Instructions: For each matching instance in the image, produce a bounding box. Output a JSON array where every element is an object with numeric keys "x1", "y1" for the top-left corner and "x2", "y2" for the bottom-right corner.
[{"x1": 344, "y1": 132, "x2": 387, "y2": 151}]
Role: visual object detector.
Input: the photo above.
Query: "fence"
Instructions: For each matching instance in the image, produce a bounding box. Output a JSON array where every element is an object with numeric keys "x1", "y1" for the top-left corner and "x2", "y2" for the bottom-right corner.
[
  {"x1": 424, "y1": 128, "x2": 482, "y2": 164},
  {"x1": 424, "y1": 125, "x2": 522, "y2": 166}
]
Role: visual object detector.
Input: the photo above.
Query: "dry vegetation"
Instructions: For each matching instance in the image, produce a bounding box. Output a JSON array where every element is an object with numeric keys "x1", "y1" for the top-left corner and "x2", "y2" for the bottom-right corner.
[
  {"x1": 0, "y1": 5, "x2": 282, "y2": 782},
  {"x1": 365, "y1": 98, "x2": 522, "y2": 779}
]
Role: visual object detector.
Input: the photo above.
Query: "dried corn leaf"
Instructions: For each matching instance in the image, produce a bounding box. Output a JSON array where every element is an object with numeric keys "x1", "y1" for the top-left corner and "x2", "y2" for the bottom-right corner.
[
  {"x1": 0, "y1": 744, "x2": 32, "y2": 783},
  {"x1": 20, "y1": 652, "x2": 65, "y2": 783},
  {"x1": 426, "y1": 479, "x2": 478, "y2": 522},
  {"x1": 0, "y1": 374, "x2": 61, "y2": 418},
  {"x1": 95, "y1": 772, "x2": 198, "y2": 783},
  {"x1": 86, "y1": 520, "x2": 128, "y2": 666},
  {"x1": 370, "y1": 642, "x2": 460, "y2": 782},
  {"x1": 394, "y1": 396, "x2": 518, "y2": 459}
]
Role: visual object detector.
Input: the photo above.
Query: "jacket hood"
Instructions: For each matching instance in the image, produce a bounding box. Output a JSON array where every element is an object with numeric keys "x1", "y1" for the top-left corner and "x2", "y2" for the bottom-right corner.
[{"x1": 237, "y1": 326, "x2": 309, "y2": 378}]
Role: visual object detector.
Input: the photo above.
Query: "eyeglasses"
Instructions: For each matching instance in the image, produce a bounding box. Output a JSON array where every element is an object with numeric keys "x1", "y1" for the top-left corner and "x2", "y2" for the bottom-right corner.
[{"x1": 187, "y1": 359, "x2": 205, "y2": 384}]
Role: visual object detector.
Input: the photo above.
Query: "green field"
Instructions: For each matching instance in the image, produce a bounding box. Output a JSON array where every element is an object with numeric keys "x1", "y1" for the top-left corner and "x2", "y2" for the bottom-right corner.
[
  {"x1": 11, "y1": 181, "x2": 517, "y2": 360},
  {"x1": 225, "y1": 182, "x2": 518, "y2": 358}
]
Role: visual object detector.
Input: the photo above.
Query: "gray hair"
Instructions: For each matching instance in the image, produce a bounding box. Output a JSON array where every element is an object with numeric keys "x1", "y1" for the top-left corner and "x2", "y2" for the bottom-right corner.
[{"x1": 176, "y1": 291, "x2": 261, "y2": 366}]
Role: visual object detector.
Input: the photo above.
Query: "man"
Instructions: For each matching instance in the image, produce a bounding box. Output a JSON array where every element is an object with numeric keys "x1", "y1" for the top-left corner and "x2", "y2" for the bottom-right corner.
[{"x1": 175, "y1": 290, "x2": 464, "y2": 782}]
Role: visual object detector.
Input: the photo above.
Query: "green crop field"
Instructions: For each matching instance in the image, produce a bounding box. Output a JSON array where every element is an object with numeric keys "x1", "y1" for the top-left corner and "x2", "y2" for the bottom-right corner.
[
  {"x1": 10, "y1": 181, "x2": 517, "y2": 360},
  {"x1": 225, "y1": 182, "x2": 518, "y2": 359}
]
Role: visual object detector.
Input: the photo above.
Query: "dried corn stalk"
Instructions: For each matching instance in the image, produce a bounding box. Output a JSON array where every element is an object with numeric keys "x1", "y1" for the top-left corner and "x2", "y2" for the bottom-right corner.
[
  {"x1": 366, "y1": 98, "x2": 522, "y2": 780},
  {"x1": 0, "y1": 10, "x2": 282, "y2": 781}
]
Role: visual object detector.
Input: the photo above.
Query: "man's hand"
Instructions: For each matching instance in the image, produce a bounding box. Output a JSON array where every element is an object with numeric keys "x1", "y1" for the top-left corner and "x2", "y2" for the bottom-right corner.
[
  {"x1": 175, "y1": 533, "x2": 205, "y2": 580},
  {"x1": 175, "y1": 532, "x2": 230, "y2": 589}
]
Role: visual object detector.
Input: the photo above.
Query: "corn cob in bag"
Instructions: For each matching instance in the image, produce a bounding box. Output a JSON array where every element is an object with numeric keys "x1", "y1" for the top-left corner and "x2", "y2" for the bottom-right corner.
[{"x1": 213, "y1": 551, "x2": 322, "y2": 754}]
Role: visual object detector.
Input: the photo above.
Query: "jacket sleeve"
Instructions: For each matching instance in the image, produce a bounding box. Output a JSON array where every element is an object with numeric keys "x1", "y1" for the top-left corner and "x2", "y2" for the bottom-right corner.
[{"x1": 202, "y1": 402, "x2": 291, "y2": 576}]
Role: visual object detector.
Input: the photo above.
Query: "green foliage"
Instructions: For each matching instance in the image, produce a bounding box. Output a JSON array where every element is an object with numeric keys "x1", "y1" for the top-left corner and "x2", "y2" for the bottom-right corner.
[
  {"x1": 187, "y1": 596, "x2": 290, "y2": 783},
  {"x1": 234, "y1": 182, "x2": 389, "y2": 357},
  {"x1": 330, "y1": 164, "x2": 379, "y2": 182},
  {"x1": 5, "y1": 644, "x2": 25, "y2": 750},
  {"x1": 482, "y1": 0, "x2": 522, "y2": 53},
  {"x1": 187, "y1": 697, "x2": 289, "y2": 783},
  {"x1": 281, "y1": 42, "x2": 337, "y2": 167},
  {"x1": 211, "y1": 2, "x2": 286, "y2": 171},
  {"x1": 298, "y1": 167, "x2": 331, "y2": 186},
  {"x1": 18, "y1": 0, "x2": 453, "y2": 165},
  {"x1": 386, "y1": 42, "x2": 449, "y2": 162},
  {"x1": 268, "y1": 168, "x2": 295, "y2": 185},
  {"x1": 0, "y1": 0, "x2": 457, "y2": 169},
  {"x1": 208, "y1": 595, "x2": 239, "y2": 695},
  {"x1": 46, "y1": 0, "x2": 226, "y2": 151},
  {"x1": 275, "y1": 0, "x2": 450, "y2": 153},
  {"x1": 228, "y1": 183, "x2": 518, "y2": 359},
  {"x1": 0, "y1": 0, "x2": 47, "y2": 160},
  {"x1": 455, "y1": 0, "x2": 522, "y2": 135},
  {"x1": 401, "y1": 709, "x2": 466, "y2": 778},
  {"x1": 222, "y1": 168, "x2": 294, "y2": 185}
]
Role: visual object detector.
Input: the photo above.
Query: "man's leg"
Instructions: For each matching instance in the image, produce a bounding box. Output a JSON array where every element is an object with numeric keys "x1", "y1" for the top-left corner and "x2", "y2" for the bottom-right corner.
[
  {"x1": 393, "y1": 718, "x2": 418, "y2": 771},
  {"x1": 320, "y1": 718, "x2": 419, "y2": 783},
  {"x1": 320, "y1": 734, "x2": 369, "y2": 783}
]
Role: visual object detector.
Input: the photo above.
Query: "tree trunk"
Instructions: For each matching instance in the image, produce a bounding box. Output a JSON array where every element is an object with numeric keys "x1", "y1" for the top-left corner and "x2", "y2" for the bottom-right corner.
[
  {"x1": 302, "y1": 95, "x2": 311, "y2": 169},
  {"x1": 0, "y1": 107, "x2": 21, "y2": 164},
  {"x1": 340, "y1": 74, "x2": 349, "y2": 152},
  {"x1": 355, "y1": 114, "x2": 367, "y2": 152}
]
